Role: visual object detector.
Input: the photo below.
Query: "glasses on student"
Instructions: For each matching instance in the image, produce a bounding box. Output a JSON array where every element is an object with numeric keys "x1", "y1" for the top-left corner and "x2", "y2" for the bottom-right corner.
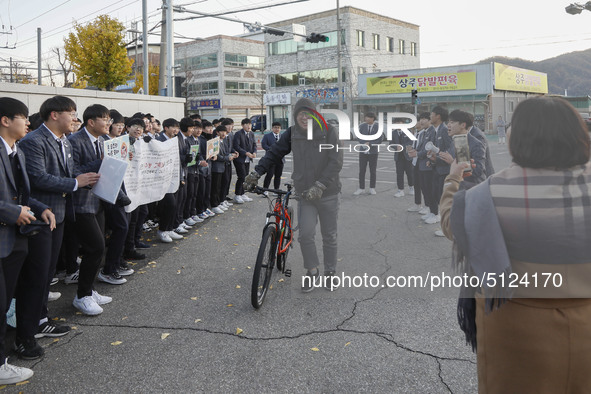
[
  {"x1": 59, "y1": 111, "x2": 78, "y2": 118},
  {"x1": 12, "y1": 115, "x2": 28, "y2": 121}
]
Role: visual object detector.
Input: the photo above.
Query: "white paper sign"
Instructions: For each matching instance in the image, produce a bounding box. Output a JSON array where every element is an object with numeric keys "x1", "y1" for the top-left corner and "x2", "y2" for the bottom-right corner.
[
  {"x1": 103, "y1": 135, "x2": 130, "y2": 162},
  {"x1": 124, "y1": 138, "x2": 180, "y2": 213},
  {"x1": 92, "y1": 155, "x2": 129, "y2": 204}
]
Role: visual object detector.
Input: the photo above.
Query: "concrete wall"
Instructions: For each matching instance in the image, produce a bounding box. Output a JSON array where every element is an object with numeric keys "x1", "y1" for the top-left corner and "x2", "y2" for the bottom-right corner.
[{"x1": 0, "y1": 82, "x2": 185, "y2": 120}]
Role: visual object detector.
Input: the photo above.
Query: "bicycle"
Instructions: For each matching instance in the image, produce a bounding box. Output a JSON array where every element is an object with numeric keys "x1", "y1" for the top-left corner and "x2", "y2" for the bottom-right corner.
[{"x1": 250, "y1": 184, "x2": 295, "y2": 309}]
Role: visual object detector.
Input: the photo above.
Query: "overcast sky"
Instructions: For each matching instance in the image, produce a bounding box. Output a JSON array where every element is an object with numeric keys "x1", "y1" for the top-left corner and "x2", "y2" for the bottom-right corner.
[{"x1": 1, "y1": 0, "x2": 591, "y2": 76}]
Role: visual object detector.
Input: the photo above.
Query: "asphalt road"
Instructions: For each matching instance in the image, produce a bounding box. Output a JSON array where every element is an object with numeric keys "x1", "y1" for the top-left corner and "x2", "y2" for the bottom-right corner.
[{"x1": 5, "y1": 135, "x2": 511, "y2": 393}]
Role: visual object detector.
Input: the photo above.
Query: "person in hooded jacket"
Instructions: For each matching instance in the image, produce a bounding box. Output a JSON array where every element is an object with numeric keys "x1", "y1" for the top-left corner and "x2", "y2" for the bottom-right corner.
[{"x1": 244, "y1": 98, "x2": 344, "y2": 292}]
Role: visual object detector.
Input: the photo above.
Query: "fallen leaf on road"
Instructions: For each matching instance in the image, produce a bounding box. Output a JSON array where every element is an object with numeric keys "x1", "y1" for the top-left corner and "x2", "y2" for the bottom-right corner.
[
  {"x1": 161, "y1": 333, "x2": 170, "y2": 340},
  {"x1": 344, "y1": 342, "x2": 351, "y2": 347},
  {"x1": 235, "y1": 328, "x2": 243, "y2": 335},
  {"x1": 190, "y1": 297, "x2": 197, "y2": 300},
  {"x1": 231, "y1": 268, "x2": 236, "y2": 270},
  {"x1": 111, "y1": 341, "x2": 123, "y2": 346},
  {"x1": 122, "y1": 317, "x2": 128, "y2": 320},
  {"x1": 226, "y1": 304, "x2": 233, "y2": 307},
  {"x1": 278, "y1": 279, "x2": 284, "y2": 282},
  {"x1": 148, "y1": 261, "x2": 157, "y2": 265},
  {"x1": 177, "y1": 270, "x2": 181, "y2": 274},
  {"x1": 71, "y1": 326, "x2": 78, "y2": 330},
  {"x1": 246, "y1": 266, "x2": 251, "y2": 269},
  {"x1": 235, "y1": 285, "x2": 241, "y2": 289},
  {"x1": 15, "y1": 381, "x2": 29, "y2": 386},
  {"x1": 337, "y1": 258, "x2": 343, "y2": 262},
  {"x1": 310, "y1": 347, "x2": 319, "y2": 352},
  {"x1": 75, "y1": 312, "x2": 82, "y2": 315},
  {"x1": 194, "y1": 319, "x2": 201, "y2": 323},
  {"x1": 233, "y1": 243, "x2": 239, "y2": 246}
]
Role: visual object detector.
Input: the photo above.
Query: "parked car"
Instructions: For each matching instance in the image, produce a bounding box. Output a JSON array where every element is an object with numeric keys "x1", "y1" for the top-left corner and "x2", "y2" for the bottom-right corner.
[{"x1": 250, "y1": 114, "x2": 267, "y2": 131}]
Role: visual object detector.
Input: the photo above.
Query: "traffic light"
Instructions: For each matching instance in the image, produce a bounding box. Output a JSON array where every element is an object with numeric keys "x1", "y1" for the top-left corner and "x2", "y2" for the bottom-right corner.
[
  {"x1": 306, "y1": 33, "x2": 329, "y2": 43},
  {"x1": 411, "y1": 89, "x2": 418, "y2": 105},
  {"x1": 265, "y1": 28, "x2": 285, "y2": 36}
]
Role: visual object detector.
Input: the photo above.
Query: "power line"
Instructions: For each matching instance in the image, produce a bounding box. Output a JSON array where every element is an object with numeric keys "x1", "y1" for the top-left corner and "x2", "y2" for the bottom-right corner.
[{"x1": 15, "y1": 0, "x2": 72, "y2": 29}]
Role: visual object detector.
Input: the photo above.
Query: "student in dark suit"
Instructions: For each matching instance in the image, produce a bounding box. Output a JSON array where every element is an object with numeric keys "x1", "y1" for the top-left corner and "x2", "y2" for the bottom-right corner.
[
  {"x1": 232, "y1": 118, "x2": 257, "y2": 203},
  {"x1": 18, "y1": 96, "x2": 99, "y2": 359},
  {"x1": 155, "y1": 119, "x2": 184, "y2": 243},
  {"x1": 392, "y1": 120, "x2": 414, "y2": 198},
  {"x1": 261, "y1": 122, "x2": 284, "y2": 191},
  {"x1": 209, "y1": 125, "x2": 234, "y2": 214},
  {"x1": 424, "y1": 105, "x2": 450, "y2": 225},
  {"x1": 0, "y1": 98, "x2": 55, "y2": 382},
  {"x1": 220, "y1": 118, "x2": 236, "y2": 203},
  {"x1": 174, "y1": 117, "x2": 197, "y2": 234},
  {"x1": 68, "y1": 104, "x2": 115, "y2": 314}
]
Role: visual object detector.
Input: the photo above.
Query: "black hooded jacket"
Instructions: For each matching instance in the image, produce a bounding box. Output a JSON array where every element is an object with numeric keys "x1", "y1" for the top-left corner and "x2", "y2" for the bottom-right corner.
[{"x1": 255, "y1": 98, "x2": 343, "y2": 196}]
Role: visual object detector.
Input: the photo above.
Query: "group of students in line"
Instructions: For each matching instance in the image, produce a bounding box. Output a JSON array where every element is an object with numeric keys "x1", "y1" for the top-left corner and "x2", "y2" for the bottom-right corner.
[
  {"x1": 0, "y1": 95, "x2": 286, "y2": 385},
  {"x1": 355, "y1": 107, "x2": 495, "y2": 237}
]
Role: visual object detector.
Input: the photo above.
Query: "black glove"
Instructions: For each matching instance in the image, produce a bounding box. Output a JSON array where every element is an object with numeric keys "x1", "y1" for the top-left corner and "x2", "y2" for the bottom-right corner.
[
  {"x1": 116, "y1": 195, "x2": 132, "y2": 207},
  {"x1": 244, "y1": 170, "x2": 262, "y2": 192},
  {"x1": 143, "y1": 135, "x2": 152, "y2": 143},
  {"x1": 302, "y1": 181, "x2": 326, "y2": 201}
]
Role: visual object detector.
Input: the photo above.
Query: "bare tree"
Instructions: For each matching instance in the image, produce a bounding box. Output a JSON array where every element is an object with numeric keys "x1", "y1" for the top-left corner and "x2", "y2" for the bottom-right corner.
[
  {"x1": 46, "y1": 61, "x2": 56, "y2": 86},
  {"x1": 53, "y1": 47, "x2": 73, "y2": 87}
]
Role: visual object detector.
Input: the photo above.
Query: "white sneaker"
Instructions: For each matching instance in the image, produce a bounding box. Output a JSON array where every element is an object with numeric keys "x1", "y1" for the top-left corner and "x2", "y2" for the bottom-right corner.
[
  {"x1": 434, "y1": 230, "x2": 445, "y2": 237},
  {"x1": 212, "y1": 206, "x2": 224, "y2": 214},
  {"x1": 262, "y1": 191, "x2": 269, "y2": 197},
  {"x1": 191, "y1": 215, "x2": 204, "y2": 223},
  {"x1": 353, "y1": 188, "x2": 365, "y2": 196},
  {"x1": 185, "y1": 218, "x2": 196, "y2": 226},
  {"x1": 394, "y1": 190, "x2": 405, "y2": 198},
  {"x1": 408, "y1": 186, "x2": 415, "y2": 196},
  {"x1": 174, "y1": 226, "x2": 188, "y2": 234},
  {"x1": 220, "y1": 202, "x2": 229, "y2": 210},
  {"x1": 418, "y1": 207, "x2": 430, "y2": 215},
  {"x1": 234, "y1": 195, "x2": 244, "y2": 204},
  {"x1": 425, "y1": 214, "x2": 441, "y2": 224},
  {"x1": 0, "y1": 360, "x2": 34, "y2": 385},
  {"x1": 368, "y1": 188, "x2": 377, "y2": 195},
  {"x1": 242, "y1": 195, "x2": 253, "y2": 202},
  {"x1": 168, "y1": 231, "x2": 183, "y2": 240},
  {"x1": 205, "y1": 209, "x2": 216, "y2": 217},
  {"x1": 92, "y1": 290, "x2": 112, "y2": 305},
  {"x1": 181, "y1": 223, "x2": 192, "y2": 229},
  {"x1": 63, "y1": 270, "x2": 79, "y2": 285},
  {"x1": 73, "y1": 295, "x2": 103, "y2": 316},
  {"x1": 421, "y1": 212, "x2": 433, "y2": 221},
  {"x1": 225, "y1": 201, "x2": 234, "y2": 206},
  {"x1": 158, "y1": 231, "x2": 173, "y2": 243},
  {"x1": 407, "y1": 205, "x2": 422, "y2": 212},
  {"x1": 48, "y1": 291, "x2": 61, "y2": 302}
]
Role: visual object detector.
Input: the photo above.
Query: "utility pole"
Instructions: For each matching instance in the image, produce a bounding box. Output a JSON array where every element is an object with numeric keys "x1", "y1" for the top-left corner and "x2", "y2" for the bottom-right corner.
[
  {"x1": 337, "y1": 0, "x2": 343, "y2": 111},
  {"x1": 143, "y1": 0, "x2": 149, "y2": 95},
  {"x1": 158, "y1": 1, "x2": 167, "y2": 96},
  {"x1": 133, "y1": 21, "x2": 139, "y2": 77},
  {"x1": 166, "y1": 0, "x2": 174, "y2": 97},
  {"x1": 9, "y1": 57, "x2": 13, "y2": 83},
  {"x1": 37, "y1": 28, "x2": 42, "y2": 85}
]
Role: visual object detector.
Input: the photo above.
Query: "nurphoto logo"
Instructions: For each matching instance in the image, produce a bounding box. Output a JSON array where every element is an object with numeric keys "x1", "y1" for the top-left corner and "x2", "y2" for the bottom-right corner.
[{"x1": 303, "y1": 109, "x2": 418, "y2": 152}]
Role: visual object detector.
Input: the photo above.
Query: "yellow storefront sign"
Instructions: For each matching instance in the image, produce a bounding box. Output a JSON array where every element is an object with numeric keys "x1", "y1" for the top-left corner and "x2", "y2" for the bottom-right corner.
[
  {"x1": 366, "y1": 71, "x2": 476, "y2": 95},
  {"x1": 494, "y1": 63, "x2": 548, "y2": 94}
]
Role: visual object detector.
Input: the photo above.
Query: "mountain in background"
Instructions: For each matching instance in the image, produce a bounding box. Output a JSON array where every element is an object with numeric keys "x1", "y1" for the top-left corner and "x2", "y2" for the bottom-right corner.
[{"x1": 478, "y1": 48, "x2": 591, "y2": 96}]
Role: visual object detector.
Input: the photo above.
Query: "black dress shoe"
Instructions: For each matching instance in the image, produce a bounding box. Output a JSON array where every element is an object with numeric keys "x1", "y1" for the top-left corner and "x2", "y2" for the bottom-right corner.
[
  {"x1": 135, "y1": 241, "x2": 150, "y2": 249},
  {"x1": 123, "y1": 250, "x2": 146, "y2": 260}
]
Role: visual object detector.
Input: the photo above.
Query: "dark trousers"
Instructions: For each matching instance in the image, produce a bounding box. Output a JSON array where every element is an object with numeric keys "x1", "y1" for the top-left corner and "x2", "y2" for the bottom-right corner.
[
  {"x1": 75, "y1": 212, "x2": 105, "y2": 298},
  {"x1": 184, "y1": 173, "x2": 199, "y2": 218},
  {"x1": 263, "y1": 162, "x2": 284, "y2": 190},
  {"x1": 419, "y1": 170, "x2": 436, "y2": 214},
  {"x1": 124, "y1": 204, "x2": 148, "y2": 253},
  {"x1": 17, "y1": 221, "x2": 65, "y2": 339},
  {"x1": 396, "y1": 157, "x2": 414, "y2": 190},
  {"x1": 413, "y1": 165, "x2": 421, "y2": 205},
  {"x1": 174, "y1": 181, "x2": 187, "y2": 228},
  {"x1": 103, "y1": 203, "x2": 128, "y2": 274},
  {"x1": 359, "y1": 154, "x2": 378, "y2": 189},
  {"x1": 0, "y1": 233, "x2": 27, "y2": 359},
  {"x1": 57, "y1": 219, "x2": 79, "y2": 275},
  {"x1": 223, "y1": 164, "x2": 232, "y2": 200},
  {"x1": 432, "y1": 172, "x2": 448, "y2": 215},
  {"x1": 210, "y1": 171, "x2": 224, "y2": 208},
  {"x1": 158, "y1": 193, "x2": 176, "y2": 231},
  {"x1": 234, "y1": 161, "x2": 249, "y2": 196}
]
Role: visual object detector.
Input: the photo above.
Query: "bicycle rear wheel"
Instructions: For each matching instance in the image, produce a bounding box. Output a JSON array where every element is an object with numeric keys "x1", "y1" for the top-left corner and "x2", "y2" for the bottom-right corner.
[{"x1": 251, "y1": 226, "x2": 277, "y2": 308}]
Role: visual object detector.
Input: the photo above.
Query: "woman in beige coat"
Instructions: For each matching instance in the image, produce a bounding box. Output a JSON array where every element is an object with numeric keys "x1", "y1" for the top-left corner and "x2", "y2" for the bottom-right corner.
[{"x1": 440, "y1": 96, "x2": 591, "y2": 393}]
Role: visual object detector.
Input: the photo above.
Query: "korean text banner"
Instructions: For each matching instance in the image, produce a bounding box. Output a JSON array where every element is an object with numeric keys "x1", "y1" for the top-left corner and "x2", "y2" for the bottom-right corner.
[
  {"x1": 494, "y1": 63, "x2": 548, "y2": 94},
  {"x1": 123, "y1": 139, "x2": 180, "y2": 213},
  {"x1": 366, "y1": 71, "x2": 476, "y2": 95}
]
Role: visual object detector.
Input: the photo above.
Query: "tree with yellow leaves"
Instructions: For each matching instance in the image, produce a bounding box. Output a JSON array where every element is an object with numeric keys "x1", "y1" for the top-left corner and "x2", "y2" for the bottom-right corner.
[
  {"x1": 133, "y1": 64, "x2": 160, "y2": 95},
  {"x1": 64, "y1": 15, "x2": 133, "y2": 91}
]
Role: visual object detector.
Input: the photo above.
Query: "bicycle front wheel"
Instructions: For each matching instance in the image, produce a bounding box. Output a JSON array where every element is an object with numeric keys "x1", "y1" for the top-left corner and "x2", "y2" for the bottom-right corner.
[{"x1": 251, "y1": 225, "x2": 277, "y2": 309}]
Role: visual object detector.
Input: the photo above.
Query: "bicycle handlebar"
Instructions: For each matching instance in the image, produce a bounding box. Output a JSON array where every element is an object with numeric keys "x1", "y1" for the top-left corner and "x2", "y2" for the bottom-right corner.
[{"x1": 253, "y1": 184, "x2": 292, "y2": 196}]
